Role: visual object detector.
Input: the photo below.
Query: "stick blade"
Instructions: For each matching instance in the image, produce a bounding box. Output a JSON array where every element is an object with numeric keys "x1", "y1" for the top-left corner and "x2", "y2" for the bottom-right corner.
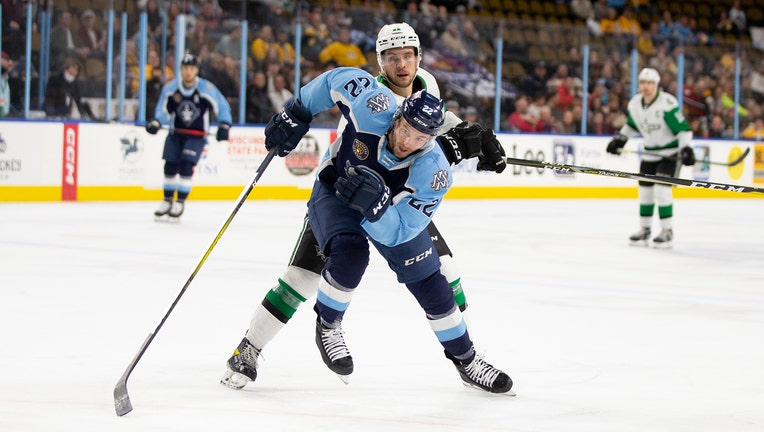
[
  {"x1": 114, "y1": 372, "x2": 133, "y2": 416},
  {"x1": 731, "y1": 147, "x2": 751, "y2": 166}
]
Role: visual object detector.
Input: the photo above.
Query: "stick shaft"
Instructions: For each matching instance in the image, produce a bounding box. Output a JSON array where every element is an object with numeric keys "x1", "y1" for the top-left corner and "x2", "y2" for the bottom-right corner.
[
  {"x1": 504, "y1": 157, "x2": 764, "y2": 195},
  {"x1": 113, "y1": 147, "x2": 279, "y2": 416},
  {"x1": 622, "y1": 147, "x2": 750, "y2": 167}
]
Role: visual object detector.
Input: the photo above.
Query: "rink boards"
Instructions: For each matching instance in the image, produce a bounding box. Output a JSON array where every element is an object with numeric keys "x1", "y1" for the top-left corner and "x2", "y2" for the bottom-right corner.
[{"x1": 0, "y1": 120, "x2": 761, "y2": 201}]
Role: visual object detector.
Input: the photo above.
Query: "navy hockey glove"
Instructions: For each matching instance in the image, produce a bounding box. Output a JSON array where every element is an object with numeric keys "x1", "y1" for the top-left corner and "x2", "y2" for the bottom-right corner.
[
  {"x1": 606, "y1": 134, "x2": 628, "y2": 154},
  {"x1": 477, "y1": 128, "x2": 507, "y2": 173},
  {"x1": 680, "y1": 146, "x2": 696, "y2": 166},
  {"x1": 145, "y1": 119, "x2": 161, "y2": 135},
  {"x1": 438, "y1": 121, "x2": 483, "y2": 165},
  {"x1": 264, "y1": 98, "x2": 312, "y2": 157},
  {"x1": 335, "y1": 166, "x2": 391, "y2": 223},
  {"x1": 216, "y1": 122, "x2": 231, "y2": 141}
]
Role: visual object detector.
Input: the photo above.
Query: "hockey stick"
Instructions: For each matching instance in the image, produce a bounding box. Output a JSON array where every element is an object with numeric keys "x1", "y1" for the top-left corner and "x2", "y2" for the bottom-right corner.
[
  {"x1": 164, "y1": 126, "x2": 212, "y2": 137},
  {"x1": 504, "y1": 156, "x2": 764, "y2": 195},
  {"x1": 621, "y1": 147, "x2": 750, "y2": 167},
  {"x1": 113, "y1": 146, "x2": 279, "y2": 417}
]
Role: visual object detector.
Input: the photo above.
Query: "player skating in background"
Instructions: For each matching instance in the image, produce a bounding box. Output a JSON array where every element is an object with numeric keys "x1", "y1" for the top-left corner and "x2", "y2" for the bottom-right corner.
[
  {"x1": 220, "y1": 23, "x2": 508, "y2": 390},
  {"x1": 146, "y1": 53, "x2": 232, "y2": 221},
  {"x1": 227, "y1": 65, "x2": 513, "y2": 393},
  {"x1": 606, "y1": 67, "x2": 695, "y2": 248}
]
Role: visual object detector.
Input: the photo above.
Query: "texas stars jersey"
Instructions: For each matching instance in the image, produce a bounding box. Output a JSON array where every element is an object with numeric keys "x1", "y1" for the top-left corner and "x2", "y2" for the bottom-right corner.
[
  {"x1": 620, "y1": 90, "x2": 692, "y2": 162},
  {"x1": 300, "y1": 67, "x2": 451, "y2": 247}
]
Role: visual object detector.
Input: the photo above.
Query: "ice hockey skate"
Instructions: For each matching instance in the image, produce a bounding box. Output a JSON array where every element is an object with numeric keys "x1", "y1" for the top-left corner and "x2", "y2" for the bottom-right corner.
[
  {"x1": 168, "y1": 201, "x2": 185, "y2": 222},
  {"x1": 629, "y1": 227, "x2": 651, "y2": 246},
  {"x1": 652, "y1": 228, "x2": 673, "y2": 248},
  {"x1": 153, "y1": 200, "x2": 172, "y2": 221},
  {"x1": 315, "y1": 318, "x2": 353, "y2": 384},
  {"x1": 446, "y1": 351, "x2": 514, "y2": 395},
  {"x1": 220, "y1": 337, "x2": 261, "y2": 390}
]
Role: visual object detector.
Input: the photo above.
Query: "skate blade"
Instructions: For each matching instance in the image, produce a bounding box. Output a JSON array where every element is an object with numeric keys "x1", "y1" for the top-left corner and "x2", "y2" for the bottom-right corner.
[
  {"x1": 652, "y1": 241, "x2": 672, "y2": 249},
  {"x1": 629, "y1": 239, "x2": 649, "y2": 247},
  {"x1": 154, "y1": 214, "x2": 169, "y2": 222},
  {"x1": 461, "y1": 381, "x2": 516, "y2": 396},
  {"x1": 336, "y1": 374, "x2": 350, "y2": 385}
]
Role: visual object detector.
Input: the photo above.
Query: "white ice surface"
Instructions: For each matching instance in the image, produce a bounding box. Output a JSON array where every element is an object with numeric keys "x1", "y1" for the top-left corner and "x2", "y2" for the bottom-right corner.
[{"x1": 1, "y1": 198, "x2": 763, "y2": 432}]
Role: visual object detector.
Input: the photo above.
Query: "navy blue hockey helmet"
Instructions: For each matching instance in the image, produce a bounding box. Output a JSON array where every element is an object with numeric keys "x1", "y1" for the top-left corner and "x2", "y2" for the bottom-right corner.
[
  {"x1": 181, "y1": 52, "x2": 198, "y2": 66},
  {"x1": 398, "y1": 90, "x2": 445, "y2": 135}
]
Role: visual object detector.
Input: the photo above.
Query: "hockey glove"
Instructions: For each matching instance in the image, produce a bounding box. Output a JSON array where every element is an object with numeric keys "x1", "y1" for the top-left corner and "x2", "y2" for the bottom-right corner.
[
  {"x1": 216, "y1": 122, "x2": 231, "y2": 142},
  {"x1": 606, "y1": 133, "x2": 628, "y2": 154},
  {"x1": 264, "y1": 98, "x2": 312, "y2": 157},
  {"x1": 680, "y1": 146, "x2": 696, "y2": 166},
  {"x1": 335, "y1": 166, "x2": 391, "y2": 223},
  {"x1": 477, "y1": 128, "x2": 507, "y2": 173},
  {"x1": 145, "y1": 119, "x2": 161, "y2": 135},
  {"x1": 437, "y1": 121, "x2": 483, "y2": 165}
]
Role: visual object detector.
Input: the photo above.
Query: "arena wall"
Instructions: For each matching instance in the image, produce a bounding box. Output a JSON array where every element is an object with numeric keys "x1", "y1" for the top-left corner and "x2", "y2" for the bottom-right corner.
[{"x1": 0, "y1": 120, "x2": 760, "y2": 201}]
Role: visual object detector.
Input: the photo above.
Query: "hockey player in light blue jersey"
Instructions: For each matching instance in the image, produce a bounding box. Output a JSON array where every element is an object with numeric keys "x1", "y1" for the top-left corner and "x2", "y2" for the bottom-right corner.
[
  {"x1": 145, "y1": 53, "x2": 232, "y2": 221},
  {"x1": 223, "y1": 67, "x2": 512, "y2": 394}
]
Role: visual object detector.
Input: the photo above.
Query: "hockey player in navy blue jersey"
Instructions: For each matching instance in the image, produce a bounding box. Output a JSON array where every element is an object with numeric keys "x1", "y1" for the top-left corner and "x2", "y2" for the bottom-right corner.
[
  {"x1": 223, "y1": 67, "x2": 512, "y2": 394},
  {"x1": 146, "y1": 53, "x2": 232, "y2": 221}
]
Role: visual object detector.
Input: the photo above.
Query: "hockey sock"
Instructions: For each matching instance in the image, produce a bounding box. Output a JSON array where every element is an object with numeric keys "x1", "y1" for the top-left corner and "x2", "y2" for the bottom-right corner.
[
  {"x1": 162, "y1": 174, "x2": 178, "y2": 201},
  {"x1": 655, "y1": 185, "x2": 673, "y2": 228},
  {"x1": 407, "y1": 272, "x2": 472, "y2": 358},
  {"x1": 439, "y1": 254, "x2": 467, "y2": 312}
]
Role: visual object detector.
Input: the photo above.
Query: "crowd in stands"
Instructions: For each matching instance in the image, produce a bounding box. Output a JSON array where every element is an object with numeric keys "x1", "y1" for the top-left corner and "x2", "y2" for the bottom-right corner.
[{"x1": 2, "y1": 0, "x2": 764, "y2": 139}]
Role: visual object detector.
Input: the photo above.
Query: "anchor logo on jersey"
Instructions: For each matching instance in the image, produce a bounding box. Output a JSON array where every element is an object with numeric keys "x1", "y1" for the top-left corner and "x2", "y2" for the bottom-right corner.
[{"x1": 177, "y1": 100, "x2": 201, "y2": 126}]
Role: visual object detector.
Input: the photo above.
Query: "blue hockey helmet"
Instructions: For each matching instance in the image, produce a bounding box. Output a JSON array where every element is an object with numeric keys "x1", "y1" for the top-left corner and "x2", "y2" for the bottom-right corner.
[{"x1": 398, "y1": 90, "x2": 445, "y2": 135}]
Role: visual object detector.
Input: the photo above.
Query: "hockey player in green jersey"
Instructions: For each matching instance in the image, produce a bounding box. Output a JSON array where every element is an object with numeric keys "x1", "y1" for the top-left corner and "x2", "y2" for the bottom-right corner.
[{"x1": 606, "y1": 67, "x2": 695, "y2": 248}]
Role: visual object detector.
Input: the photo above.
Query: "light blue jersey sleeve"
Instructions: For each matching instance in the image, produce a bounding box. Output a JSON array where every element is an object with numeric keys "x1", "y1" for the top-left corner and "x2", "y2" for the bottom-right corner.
[
  {"x1": 299, "y1": 67, "x2": 395, "y2": 136},
  {"x1": 361, "y1": 148, "x2": 452, "y2": 247},
  {"x1": 197, "y1": 78, "x2": 233, "y2": 125},
  {"x1": 154, "y1": 79, "x2": 179, "y2": 124}
]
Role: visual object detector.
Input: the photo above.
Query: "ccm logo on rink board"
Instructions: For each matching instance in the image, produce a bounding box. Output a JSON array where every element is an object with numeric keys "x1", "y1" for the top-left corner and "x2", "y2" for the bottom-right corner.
[{"x1": 62, "y1": 124, "x2": 78, "y2": 201}]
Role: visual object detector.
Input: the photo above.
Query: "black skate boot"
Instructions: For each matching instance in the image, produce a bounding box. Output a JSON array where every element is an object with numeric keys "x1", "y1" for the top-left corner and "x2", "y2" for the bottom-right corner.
[
  {"x1": 652, "y1": 228, "x2": 673, "y2": 248},
  {"x1": 220, "y1": 337, "x2": 261, "y2": 390},
  {"x1": 154, "y1": 200, "x2": 172, "y2": 220},
  {"x1": 446, "y1": 350, "x2": 514, "y2": 394},
  {"x1": 315, "y1": 318, "x2": 353, "y2": 383},
  {"x1": 629, "y1": 227, "x2": 651, "y2": 246}
]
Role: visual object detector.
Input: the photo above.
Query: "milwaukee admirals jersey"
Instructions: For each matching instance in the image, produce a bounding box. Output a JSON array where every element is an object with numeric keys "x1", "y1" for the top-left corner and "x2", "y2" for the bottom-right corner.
[{"x1": 300, "y1": 67, "x2": 451, "y2": 247}]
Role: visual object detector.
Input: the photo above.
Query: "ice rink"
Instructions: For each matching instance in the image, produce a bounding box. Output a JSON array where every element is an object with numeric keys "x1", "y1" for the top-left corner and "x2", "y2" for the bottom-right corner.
[{"x1": 1, "y1": 197, "x2": 763, "y2": 432}]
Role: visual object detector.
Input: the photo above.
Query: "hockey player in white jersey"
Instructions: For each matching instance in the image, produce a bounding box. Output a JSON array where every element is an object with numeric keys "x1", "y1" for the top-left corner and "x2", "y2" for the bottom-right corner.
[
  {"x1": 221, "y1": 23, "x2": 509, "y2": 391},
  {"x1": 605, "y1": 67, "x2": 695, "y2": 247}
]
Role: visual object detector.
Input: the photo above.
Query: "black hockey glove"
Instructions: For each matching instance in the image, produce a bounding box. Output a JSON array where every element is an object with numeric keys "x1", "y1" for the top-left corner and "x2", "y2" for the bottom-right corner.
[
  {"x1": 606, "y1": 133, "x2": 628, "y2": 154},
  {"x1": 437, "y1": 121, "x2": 483, "y2": 165},
  {"x1": 477, "y1": 128, "x2": 507, "y2": 173},
  {"x1": 335, "y1": 166, "x2": 391, "y2": 223},
  {"x1": 216, "y1": 122, "x2": 231, "y2": 142},
  {"x1": 264, "y1": 98, "x2": 312, "y2": 157},
  {"x1": 145, "y1": 119, "x2": 161, "y2": 135},
  {"x1": 680, "y1": 146, "x2": 696, "y2": 166}
]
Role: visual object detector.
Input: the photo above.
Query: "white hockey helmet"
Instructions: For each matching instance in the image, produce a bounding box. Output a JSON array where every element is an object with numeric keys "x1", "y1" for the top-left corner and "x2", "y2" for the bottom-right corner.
[
  {"x1": 638, "y1": 68, "x2": 660, "y2": 85},
  {"x1": 376, "y1": 23, "x2": 421, "y2": 69}
]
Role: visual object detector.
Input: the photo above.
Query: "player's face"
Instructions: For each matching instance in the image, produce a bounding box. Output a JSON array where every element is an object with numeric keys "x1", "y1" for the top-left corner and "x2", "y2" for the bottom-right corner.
[
  {"x1": 388, "y1": 117, "x2": 431, "y2": 159},
  {"x1": 380, "y1": 47, "x2": 419, "y2": 94},
  {"x1": 638, "y1": 80, "x2": 658, "y2": 102},
  {"x1": 180, "y1": 65, "x2": 198, "y2": 86}
]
